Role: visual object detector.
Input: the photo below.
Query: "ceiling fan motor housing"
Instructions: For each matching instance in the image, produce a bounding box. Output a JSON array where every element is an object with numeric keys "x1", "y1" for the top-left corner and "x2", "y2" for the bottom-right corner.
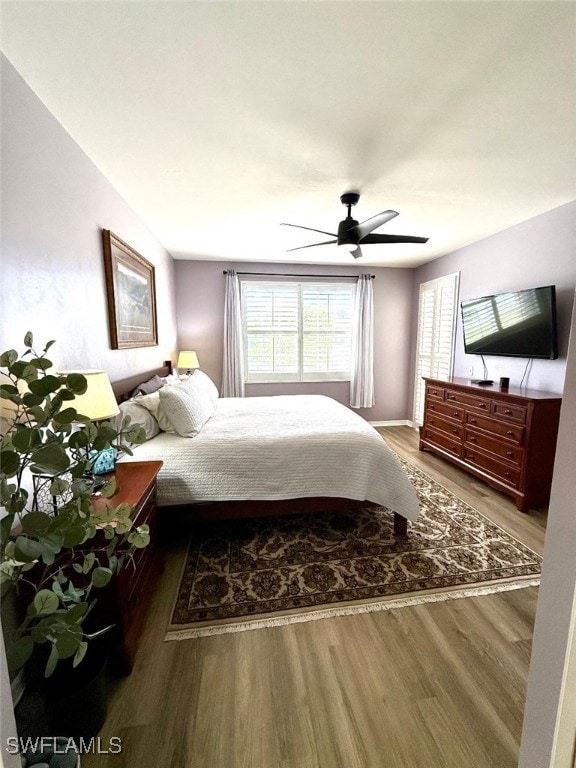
[{"x1": 337, "y1": 217, "x2": 359, "y2": 246}]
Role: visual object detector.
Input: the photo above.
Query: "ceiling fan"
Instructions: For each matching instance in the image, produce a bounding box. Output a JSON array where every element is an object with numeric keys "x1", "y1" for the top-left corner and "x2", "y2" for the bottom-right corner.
[{"x1": 281, "y1": 192, "x2": 429, "y2": 259}]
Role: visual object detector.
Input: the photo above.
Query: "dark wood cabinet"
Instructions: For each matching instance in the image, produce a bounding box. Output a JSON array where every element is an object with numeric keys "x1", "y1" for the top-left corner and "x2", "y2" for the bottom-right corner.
[
  {"x1": 419, "y1": 377, "x2": 562, "y2": 512},
  {"x1": 93, "y1": 460, "x2": 163, "y2": 674}
]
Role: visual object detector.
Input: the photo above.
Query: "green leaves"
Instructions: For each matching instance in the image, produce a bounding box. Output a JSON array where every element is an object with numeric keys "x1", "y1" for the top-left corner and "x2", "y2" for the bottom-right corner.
[
  {"x1": 34, "y1": 589, "x2": 59, "y2": 615},
  {"x1": 91, "y1": 567, "x2": 113, "y2": 588},
  {"x1": 28, "y1": 375, "x2": 62, "y2": 397},
  {"x1": 0, "y1": 349, "x2": 18, "y2": 368},
  {"x1": 1, "y1": 332, "x2": 150, "y2": 679},
  {"x1": 14, "y1": 536, "x2": 43, "y2": 563},
  {"x1": 30, "y1": 444, "x2": 70, "y2": 475},
  {"x1": 6, "y1": 636, "x2": 34, "y2": 673},
  {"x1": 0, "y1": 450, "x2": 19, "y2": 477},
  {"x1": 64, "y1": 373, "x2": 87, "y2": 395},
  {"x1": 20, "y1": 511, "x2": 51, "y2": 535},
  {"x1": 128, "y1": 524, "x2": 150, "y2": 549},
  {"x1": 11, "y1": 427, "x2": 42, "y2": 453}
]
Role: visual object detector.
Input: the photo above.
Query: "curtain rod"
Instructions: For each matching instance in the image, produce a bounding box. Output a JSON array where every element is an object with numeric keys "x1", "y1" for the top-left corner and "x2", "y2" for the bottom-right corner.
[{"x1": 222, "y1": 270, "x2": 375, "y2": 279}]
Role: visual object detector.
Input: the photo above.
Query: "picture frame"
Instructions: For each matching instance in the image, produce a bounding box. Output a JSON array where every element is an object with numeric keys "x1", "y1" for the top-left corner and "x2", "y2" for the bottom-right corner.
[{"x1": 102, "y1": 230, "x2": 158, "y2": 349}]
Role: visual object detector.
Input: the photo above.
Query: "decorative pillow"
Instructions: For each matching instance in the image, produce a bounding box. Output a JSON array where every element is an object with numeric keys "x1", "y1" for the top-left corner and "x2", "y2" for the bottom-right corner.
[
  {"x1": 115, "y1": 399, "x2": 160, "y2": 440},
  {"x1": 130, "y1": 374, "x2": 164, "y2": 398},
  {"x1": 137, "y1": 391, "x2": 174, "y2": 433},
  {"x1": 136, "y1": 392, "x2": 161, "y2": 419},
  {"x1": 192, "y1": 370, "x2": 219, "y2": 404},
  {"x1": 158, "y1": 376, "x2": 216, "y2": 437}
]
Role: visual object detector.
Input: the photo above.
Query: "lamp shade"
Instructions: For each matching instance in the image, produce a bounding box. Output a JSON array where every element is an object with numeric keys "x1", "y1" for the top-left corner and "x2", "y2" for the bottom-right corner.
[
  {"x1": 177, "y1": 351, "x2": 199, "y2": 370},
  {"x1": 60, "y1": 370, "x2": 119, "y2": 421}
]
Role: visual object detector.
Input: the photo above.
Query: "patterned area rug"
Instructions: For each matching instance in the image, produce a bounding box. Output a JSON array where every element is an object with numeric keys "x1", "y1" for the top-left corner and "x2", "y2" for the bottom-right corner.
[{"x1": 166, "y1": 459, "x2": 541, "y2": 640}]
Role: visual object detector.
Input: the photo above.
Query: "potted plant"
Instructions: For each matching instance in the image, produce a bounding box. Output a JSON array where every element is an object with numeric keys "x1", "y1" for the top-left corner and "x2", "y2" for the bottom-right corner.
[{"x1": 0, "y1": 332, "x2": 148, "y2": 751}]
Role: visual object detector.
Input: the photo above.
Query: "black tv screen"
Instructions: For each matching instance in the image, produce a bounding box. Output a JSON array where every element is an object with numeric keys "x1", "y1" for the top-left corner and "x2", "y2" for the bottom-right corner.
[{"x1": 461, "y1": 285, "x2": 558, "y2": 359}]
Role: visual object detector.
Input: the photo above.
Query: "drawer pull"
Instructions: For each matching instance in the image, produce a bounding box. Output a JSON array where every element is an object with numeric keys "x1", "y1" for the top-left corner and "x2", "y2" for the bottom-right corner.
[
  {"x1": 468, "y1": 436, "x2": 476, "y2": 442},
  {"x1": 504, "y1": 471, "x2": 510, "y2": 478},
  {"x1": 470, "y1": 418, "x2": 477, "y2": 424},
  {"x1": 506, "y1": 430, "x2": 513, "y2": 436},
  {"x1": 479, "y1": 403, "x2": 486, "y2": 409},
  {"x1": 453, "y1": 411, "x2": 459, "y2": 417},
  {"x1": 430, "y1": 404, "x2": 435, "y2": 410},
  {"x1": 448, "y1": 394, "x2": 455, "y2": 400},
  {"x1": 506, "y1": 451, "x2": 513, "y2": 457},
  {"x1": 452, "y1": 429, "x2": 459, "y2": 434},
  {"x1": 504, "y1": 409, "x2": 512, "y2": 415}
]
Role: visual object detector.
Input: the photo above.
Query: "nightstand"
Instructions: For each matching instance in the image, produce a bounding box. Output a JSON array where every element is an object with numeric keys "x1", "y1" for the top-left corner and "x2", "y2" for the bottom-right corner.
[{"x1": 95, "y1": 460, "x2": 163, "y2": 675}]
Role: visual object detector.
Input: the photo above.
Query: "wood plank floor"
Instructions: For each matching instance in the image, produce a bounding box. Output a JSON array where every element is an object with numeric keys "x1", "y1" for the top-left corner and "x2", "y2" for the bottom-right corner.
[{"x1": 83, "y1": 426, "x2": 547, "y2": 768}]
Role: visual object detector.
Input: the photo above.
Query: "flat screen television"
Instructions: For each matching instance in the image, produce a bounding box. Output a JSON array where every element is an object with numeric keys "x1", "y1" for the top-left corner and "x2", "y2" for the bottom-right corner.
[{"x1": 461, "y1": 285, "x2": 558, "y2": 359}]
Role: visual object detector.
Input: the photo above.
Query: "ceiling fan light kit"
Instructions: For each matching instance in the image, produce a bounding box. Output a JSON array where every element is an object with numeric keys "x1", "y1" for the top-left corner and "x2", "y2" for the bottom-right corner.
[{"x1": 282, "y1": 191, "x2": 429, "y2": 259}]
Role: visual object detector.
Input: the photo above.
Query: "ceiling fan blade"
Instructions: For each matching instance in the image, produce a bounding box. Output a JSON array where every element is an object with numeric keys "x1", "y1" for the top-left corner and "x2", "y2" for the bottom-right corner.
[
  {"x1": 281, "y1": 223, "x2": 338, "y2": 238},
  {"x1": 355, "y1": 210, "x2": 399, "y2": 239},
  {"x1": 286, "y1": 239, "x2": 337, "y2": 252},
  {"x1": 360, "y1": 233, "x2": 429, "y2": 244},
  {"x1": 350, "y1": 245, "x2": 363, "y2": 259}
]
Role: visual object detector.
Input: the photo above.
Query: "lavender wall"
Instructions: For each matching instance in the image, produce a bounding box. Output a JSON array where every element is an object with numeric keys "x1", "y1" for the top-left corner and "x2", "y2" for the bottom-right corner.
[
  {"x1": 0, "y1": 56, "x2": 178, "y2": 379},
  {"x1": 411, "y1": 202, "x2": 576, "y2": 400},
  {"x1": 174, "y1": 260, "x2": 415, "y2": 422}
]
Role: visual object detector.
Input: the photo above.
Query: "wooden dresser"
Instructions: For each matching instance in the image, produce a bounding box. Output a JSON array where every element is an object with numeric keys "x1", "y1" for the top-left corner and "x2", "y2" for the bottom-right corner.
[{"x1": 419, "y1": 377, "x2": 562, "y2": 512}]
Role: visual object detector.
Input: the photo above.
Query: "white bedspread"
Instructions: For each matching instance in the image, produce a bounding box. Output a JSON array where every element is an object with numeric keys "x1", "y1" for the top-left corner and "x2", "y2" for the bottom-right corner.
[{"x1": 121, "y1": 395, "x2": 420, "y2": 521}]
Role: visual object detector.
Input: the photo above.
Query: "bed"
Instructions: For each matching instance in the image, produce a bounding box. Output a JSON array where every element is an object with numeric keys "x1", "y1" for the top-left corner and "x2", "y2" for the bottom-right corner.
[{"x1": 111, "y1": 363, "x2": 419, "y2": 535}]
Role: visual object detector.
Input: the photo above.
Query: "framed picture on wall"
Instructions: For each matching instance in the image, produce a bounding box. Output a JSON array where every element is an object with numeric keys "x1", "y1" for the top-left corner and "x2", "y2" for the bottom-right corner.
[{"x1": 102, "y1": 230, "x2": 158, "y2": 349}]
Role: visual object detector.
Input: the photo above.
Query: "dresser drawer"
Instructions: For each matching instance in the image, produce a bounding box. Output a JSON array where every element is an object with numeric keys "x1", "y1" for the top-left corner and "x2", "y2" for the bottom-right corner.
[
  {"x1": 426, "y1": 414, "x2": 464, "y2": 440},
  {"x1": 491, "y1": 401, "x2": 527, "y2": 424},
  {"x1": 445, "y1": 389, "x2": 491, "y2": 413},
  {"x1": 426, "y1": 384, "x2": 446, "y2": 401},
  {"x1": 422, "y1": 427, "x2": 462, "y2": 458},
  {"x1": 465, "y1": 412, "x2": 525, "y2": 444},
  {"x1": 464, "y1": 428, "x2": 524, "y2": 466},
  {"x1": 463, "y1": 447, "x2": 521, "y2": 488},
  {"x1": 427, "y1": 399, "x2": 465, "y2": 422}
]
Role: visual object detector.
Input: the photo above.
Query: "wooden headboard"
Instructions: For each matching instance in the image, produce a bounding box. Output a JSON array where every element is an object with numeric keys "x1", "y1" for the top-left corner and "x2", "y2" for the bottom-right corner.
[{"x1": 111, "y1": 360, "x2": 172, "y2": 403}]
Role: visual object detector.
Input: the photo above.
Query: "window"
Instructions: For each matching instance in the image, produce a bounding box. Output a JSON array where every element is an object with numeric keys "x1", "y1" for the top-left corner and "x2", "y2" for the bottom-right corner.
[
  {"x1": 241, "y1": 280, "x2": 355, "y2": 383},
  {"x1": 413, "y1": 273, "x2": 460, "y2": 425}
]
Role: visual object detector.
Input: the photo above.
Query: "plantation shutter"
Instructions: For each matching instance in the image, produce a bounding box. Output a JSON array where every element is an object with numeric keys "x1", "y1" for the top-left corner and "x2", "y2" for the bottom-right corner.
[
  {"x1": 301, "y1": 284, "x2": 353, "y2": 378},
  {"x1": 242, "y1": 281, "x2": 354, "y2": 382},
  {"x1": 413, "y1": 273, "x2": 460, "y2": 425}
]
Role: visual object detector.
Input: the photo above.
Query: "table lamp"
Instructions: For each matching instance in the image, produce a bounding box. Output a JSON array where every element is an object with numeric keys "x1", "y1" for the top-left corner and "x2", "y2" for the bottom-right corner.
[
  {"x1": 65, "y1": 370, "x2": 120, "y2": 422},
  {"x1": 60, "y1": 370, "x2": 120, "y2": 486},
  {"x1": 177, "y1": 351, "x2": 200, "y2": 375}
]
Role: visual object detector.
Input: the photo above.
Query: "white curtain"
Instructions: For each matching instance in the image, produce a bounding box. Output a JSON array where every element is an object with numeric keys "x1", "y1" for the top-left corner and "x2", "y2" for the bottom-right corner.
[
  {"x1": 222, "y1": 270, "x2": 245, "y2": 397},
  {"x1": 350, "y1": 274, "x2": 375, "y2": 408}
]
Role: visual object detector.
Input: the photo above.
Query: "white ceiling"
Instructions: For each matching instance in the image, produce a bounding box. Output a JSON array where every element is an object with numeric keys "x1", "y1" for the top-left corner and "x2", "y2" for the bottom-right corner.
[{"x1": 2, "y1": 1, "x2": 575, "y2": 267}]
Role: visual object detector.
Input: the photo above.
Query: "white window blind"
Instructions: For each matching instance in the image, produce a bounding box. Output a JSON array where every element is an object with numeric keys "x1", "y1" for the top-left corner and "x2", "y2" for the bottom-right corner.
[
  {"x1": 413, "y1": 273, "x2": 460, "y2": 425},
  {"x1": 241, "y1": 280, "x2": 355, "y2": 383}
]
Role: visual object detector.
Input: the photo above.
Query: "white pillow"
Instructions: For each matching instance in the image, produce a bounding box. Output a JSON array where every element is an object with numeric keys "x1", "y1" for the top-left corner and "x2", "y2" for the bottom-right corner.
[
  {"x1": 158, "y1": 376, "x2": 216, "y2": 437},
  {"x1": 136, "y1": 391, "x2": 174, "y2": 433},
  {"x1": 192, "y1": 370, "x2": 219, "y2": 404},
  {"x1": 136, "y1": 392, "x2": 161, "y2": 419},
  {"x1": 115, "y1": 399, "x2": 160, "y2": 441}
]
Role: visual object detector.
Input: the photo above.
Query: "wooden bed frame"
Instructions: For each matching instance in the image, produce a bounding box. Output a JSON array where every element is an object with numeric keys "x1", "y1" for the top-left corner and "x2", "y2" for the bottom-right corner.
[{"x1": 111, "y1": 364, "x2": 409, "y2": 536}]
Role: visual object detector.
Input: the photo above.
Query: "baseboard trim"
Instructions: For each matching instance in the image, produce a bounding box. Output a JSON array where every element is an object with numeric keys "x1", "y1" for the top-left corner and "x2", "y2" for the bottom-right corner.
[{"x1": 370, "y1": 420, "x2": 413, "y2": 428}]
